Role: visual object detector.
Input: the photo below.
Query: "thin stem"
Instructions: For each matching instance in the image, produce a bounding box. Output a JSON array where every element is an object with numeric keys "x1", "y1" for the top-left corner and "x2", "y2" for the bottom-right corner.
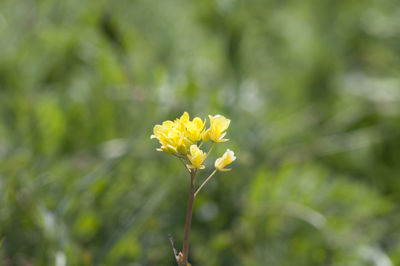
[
  {"x1": 182, "y1": 170, "x2": 196, "y2": 264},
  {"x1": 178, "y1": 157, "x2": 191, "y2": 174},
  {"x1": 194, "y1": 169, "x2": 217, "y2": 197},
  {"x1": 204, "y1": 142, "x2": 215, "y2": 161},
  {"x1": 173, "y1": 153, "x2": 187, "y2": 160}
]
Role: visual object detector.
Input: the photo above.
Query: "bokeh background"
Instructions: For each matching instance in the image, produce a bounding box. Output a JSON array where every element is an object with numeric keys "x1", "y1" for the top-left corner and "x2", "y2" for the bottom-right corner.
[{"x1": 1, "y1": 0, "x2": 400, "y2": 265}]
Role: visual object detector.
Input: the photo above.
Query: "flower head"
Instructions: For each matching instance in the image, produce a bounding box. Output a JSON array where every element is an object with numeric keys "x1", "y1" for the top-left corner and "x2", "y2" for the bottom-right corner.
[
  {"x1": 205, "y1": 115, "x2": 230, "y2": 142},
  {"x1": 215, "y1": 149, "x2": 236, "y2": 171},
  {"x1": 151, "y1": 112, "x2": 232, "y2": 158},
  {"x1": 187, "y1": 145, "x2": 206, "y2": 169},
  {"x1": 151, "y1": 112, "x2": 193, "y2": 154}
]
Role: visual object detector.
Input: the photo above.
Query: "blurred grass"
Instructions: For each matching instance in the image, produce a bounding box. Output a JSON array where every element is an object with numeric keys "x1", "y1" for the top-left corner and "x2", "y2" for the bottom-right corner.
[{"x1": 1, "y1": 0, "x2": 400, "y2": 265}]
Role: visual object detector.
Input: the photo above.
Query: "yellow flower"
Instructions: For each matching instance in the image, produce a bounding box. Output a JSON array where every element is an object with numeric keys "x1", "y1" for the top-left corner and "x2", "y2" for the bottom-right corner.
[
  {"x1": 187, "y1": 145, "x2": 206, "y2": 169},
  {"x1": 206, "y1": 114, "x2": 230, "y2": 142},
  {"x1": 215, "y1": 149, "x2": 236, "y2": 171},
  {"x1": 186, "y1": 117, "x2": 206, "y2": 142},
  {"x1": 151, "y1": 121, "x2": 177, "y2": 153},
  {"x1": 151, "y1": 112, "x2": 193, "y2": 154}
]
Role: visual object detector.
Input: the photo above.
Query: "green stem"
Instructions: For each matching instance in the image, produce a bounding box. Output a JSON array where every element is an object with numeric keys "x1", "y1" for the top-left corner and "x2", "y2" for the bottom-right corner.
[
  {"x1": 204, "y1": 142, "x2": 215, "y2": 161},
  {"x1": 194, "y1": 169, "x2": 217, "y2": 197}
]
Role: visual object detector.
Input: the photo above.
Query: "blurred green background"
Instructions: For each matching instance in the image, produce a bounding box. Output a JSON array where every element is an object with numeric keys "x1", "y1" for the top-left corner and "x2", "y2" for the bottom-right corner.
[{"x1": 1, "y1": 0, "x2": 400, "y2": 265}]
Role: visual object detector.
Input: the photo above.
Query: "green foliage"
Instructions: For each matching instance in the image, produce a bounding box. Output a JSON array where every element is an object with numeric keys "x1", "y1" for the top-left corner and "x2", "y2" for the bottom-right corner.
[{"x1": 1, "y1": 0, "x2": 400, "y2": 265}]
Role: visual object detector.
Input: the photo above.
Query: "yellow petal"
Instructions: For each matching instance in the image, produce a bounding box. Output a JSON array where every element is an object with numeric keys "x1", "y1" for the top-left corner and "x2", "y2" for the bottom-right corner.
[
  {"x1": 202, "y1": 128, "x2": 211, "y2": 142},
  {"x1": 215, "y1": 149, "x2": 236, "y2": 171},
  {"x1": 180, "y1": 112, "x2": 190, "y2": 123}
]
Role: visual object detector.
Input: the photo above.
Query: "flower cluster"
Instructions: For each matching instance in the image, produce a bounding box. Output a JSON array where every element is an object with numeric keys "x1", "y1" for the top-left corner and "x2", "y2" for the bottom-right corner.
[
  {"x1": 151, "y1": 112, "x2": 235, "y2": 171},
  {"x1": 152, "y1": 112, "x2": 236, "y2": 266}
]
